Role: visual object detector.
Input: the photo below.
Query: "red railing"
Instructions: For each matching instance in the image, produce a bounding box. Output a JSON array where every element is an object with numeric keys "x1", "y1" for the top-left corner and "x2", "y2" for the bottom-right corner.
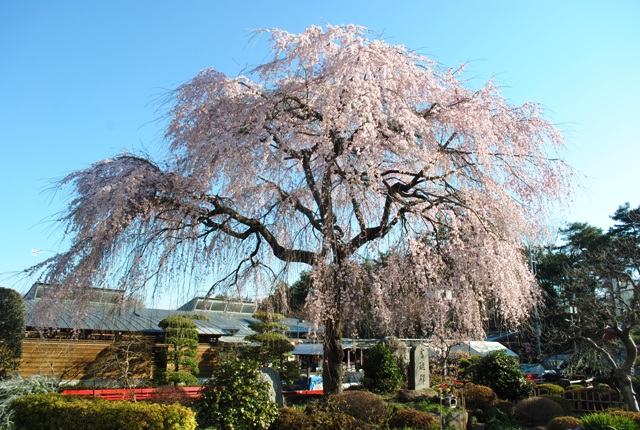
[{"x1": 61, "y1": 387, "x2": 203, "y2": 401}]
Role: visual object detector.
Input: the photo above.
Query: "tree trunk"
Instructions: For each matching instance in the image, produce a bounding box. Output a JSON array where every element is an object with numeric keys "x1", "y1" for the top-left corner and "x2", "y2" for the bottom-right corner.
[
  {"x1": 322, "y1": 317, "x2": 344, "y2": 395},
  {"x1": 616, "y1": 368, "x2": 640, "y2": 412}
]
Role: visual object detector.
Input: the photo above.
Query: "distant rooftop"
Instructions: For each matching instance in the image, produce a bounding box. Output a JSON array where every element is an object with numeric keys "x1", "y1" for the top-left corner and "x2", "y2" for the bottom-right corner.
[{"x1": 177, "y1": 297, "x2": 257, "y2": 315}]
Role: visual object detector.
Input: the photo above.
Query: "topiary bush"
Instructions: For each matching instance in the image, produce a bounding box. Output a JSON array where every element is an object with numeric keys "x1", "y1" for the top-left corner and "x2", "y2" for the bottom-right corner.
[
  {"x1": 546, "y1": 415, "x2": 583, "y2": 430},
  {"x1": 470, "y1": 350, "x2": 533, "y2": 401},
  {"x1": 305, "y1": 409, "x2": 373, "y2": 430},
  {"x1": 464, "y1": 384, "x2": 498, "y2": 409},
  {"x1": 535, "y1": 383, "x2": 565, "y2": 396},
  {"x1": 10, "y1": 393, "x2": 196, "y2": 430},
  {"x1": 194, "y1": 357, "x2": 277, "y2": 430},
  {"x1": 327, "y1": 390, "x2": 389, "y2": 427},
  {"x1": 361, "y1": 342, "x2": 402, "y2": 394},
  {"x1": 388, "y1": 409, "x2": 439, "y2": 430},
  {"x1": 268, "y1": 407, "x2": 308, "y2": 430},
  {"x1": 540, "y1": 394, "x2": 573, "y2": 416},
  {"x1": 513, "y1": 396, "x2": 564, "y2": 426},
  {"x1": 581, "y1": 411, "x2": 638, "y2": 430}
]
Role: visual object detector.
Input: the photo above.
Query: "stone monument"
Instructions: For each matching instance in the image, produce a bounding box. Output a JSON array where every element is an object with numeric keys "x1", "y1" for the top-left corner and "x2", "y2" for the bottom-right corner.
[
  {"x1": 408, "y1": 344, "x2": 430, "y2": 390},
  {"x1": 259, "y1": 367, "x2": 284, "y2": 407}
]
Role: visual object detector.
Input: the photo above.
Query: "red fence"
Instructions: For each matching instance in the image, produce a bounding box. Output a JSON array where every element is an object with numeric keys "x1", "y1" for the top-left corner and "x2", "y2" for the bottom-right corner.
[{"x1": 61, "y1": 387, "x2": 203, "y2": 401}]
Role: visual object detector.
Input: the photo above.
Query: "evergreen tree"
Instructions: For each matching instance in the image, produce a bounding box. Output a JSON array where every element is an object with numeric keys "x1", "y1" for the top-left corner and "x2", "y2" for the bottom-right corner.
[
  {"x1": 0, "y1": 288, "x2": 25, "y2": 379},
  {"x1": 243, "y1": 312, "x2": 300, "y2": 385},
  {"x1": 159, "y1": 314, "x2": 206, "y2": 385}
]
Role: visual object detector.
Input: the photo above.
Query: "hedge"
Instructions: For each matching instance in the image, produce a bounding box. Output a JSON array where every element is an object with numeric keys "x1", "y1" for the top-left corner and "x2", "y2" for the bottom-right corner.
[{"x1": 11, "y1": 393, "x2": 196, "y2": 430}]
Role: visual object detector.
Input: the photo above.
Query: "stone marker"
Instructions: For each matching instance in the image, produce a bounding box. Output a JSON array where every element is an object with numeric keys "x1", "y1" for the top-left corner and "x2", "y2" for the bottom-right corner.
[
  {"x1": 259, "y1": 367, "x2": 284, "y2": 407},
  {"x1": 408, "y1": 344, "x2": 430, "y2": 390}
]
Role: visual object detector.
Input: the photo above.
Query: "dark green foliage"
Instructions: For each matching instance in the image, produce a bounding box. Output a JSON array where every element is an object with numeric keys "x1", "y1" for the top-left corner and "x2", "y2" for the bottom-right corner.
[
  {"x1": 514, "y1": 396, "x2": 564, "y2": 426},
  {"x1": 327, "y1": 390, "x2": 389, "y2": 427},
  {"x1": 0, "y1": 288, "x2": 25, "y2": 379},
  {"x1": 361, "y1": 342, "x2": 402, "y2": 394},
  {"x1": 195, "y1": 357, "x2": 277, "y2": 430},
  {"x1": 158, "y1": 315, "x2": 202, "y2": 381},
  {"x1": 243, "y1": 312, "x2": 300, "y2": 385},
  {"x1": 581, "y1": 411, "x2": 639, "y2": 430},
  {"x1": 164, "y1": 370, "x2": 198, "y2": 386},
  {"x1": 540, "y1": 394, "x2": 573, "y2": 415},
  {"x1": 470, "y1": 350, "x2": 533, "y2": 401},
  {"x1": 10, "y1": 393, "x2": 196, "y2": 430},
  {"x1": 464, "y1": 384, "x2": 497, "y2": 409},
  {"x1": 289, "y1": 271, "x2": 311, "y2": 317},
  {"x1": 388, "y1": 408, "x2": 439, "y2": 430}
]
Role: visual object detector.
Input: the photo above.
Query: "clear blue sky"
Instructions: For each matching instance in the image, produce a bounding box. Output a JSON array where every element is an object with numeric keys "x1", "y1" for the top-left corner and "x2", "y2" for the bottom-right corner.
[{"x1": 1, "y1": 1, "x2": 639, "y2": 300}]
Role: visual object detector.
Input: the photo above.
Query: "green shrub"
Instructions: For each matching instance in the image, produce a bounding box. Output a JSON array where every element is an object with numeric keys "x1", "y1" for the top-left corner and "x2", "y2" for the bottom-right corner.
[
  {"x1": 268, "y1": 407, "x2": 308, "y2": 430},
  {"x1": 581, "y1": 411, "x2": 638, "y2": 430},
  {"x1": 565, "y1": 384, "x2": 585, "y2": 390},
  {"x1": 535, "y1": 383, "x2": 565, "y2": 396},
  {"x1": 0, "y1": 375, "x2": 58, "y2": 430},
  {"x1": 388, "y1": 409, "x2": 439, "y2": 430},
  {"x1": 194, "y1": 357, "x2": 277, "y2": 430},
  {"x1": 10, "y1": 393, "x2": 196, "y2": 430},
  {"x1": 469, "y1": 350, "x2": 533, "y2": 401},
  {"x1": 464, "y1": 384, "x2": 497, "y2": 409},
  {"x1": 493, "y1": 399, "x2": 515, "y2": 416},
  {"x1": 361, "y1": 342, "x2": 402, "y2": 394},
  {"x1": 163, "y1": 370, "x2": 198, "y2": 387},
  {"x1": 0, "y1": 288, "x2": 25, "y2": 380},
  {"x1": 540, "y1": 394, "x2": 573, "y2": 415},
  {"x1": 327, "y1": 390, "x2": 389, "y2": 426},
  {"x1": 546, "y1": 415, "x2": 583, "y2": 430},
  {"x1": 513, "y1": 396, "x2": 564, "y2": 426}
]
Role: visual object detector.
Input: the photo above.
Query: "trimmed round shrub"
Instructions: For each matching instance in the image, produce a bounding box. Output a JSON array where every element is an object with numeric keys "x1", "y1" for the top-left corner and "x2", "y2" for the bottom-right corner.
[
  {"x1": 361, "y1": 342, "x2": 402, "y2": 394},
  {"x1": 565, "y1": 384, "x2": 585, "y2": 391},
  {"x1": 306, "y1": 409, "x2": 373, "y2": 430},
  {"x1": 327, "y1": 390, "x2": 388, "y2": 426},
  {"x1": 465, "y1": 384, "x2": 498, "y2": 409},
  {"x1": 536, "y1": 383, "x2": 565, "y2": 396},
  {"x1": 581, "y1": 411, "x2": 638, "y2": 430},
  {"x1": 388, "y1": 409, "x2": 439, "y2": 430},
  {"x1": 546, "y1": 415, "x2": 583, "y2": 430},
  {"x1": 269, "y1": 407, "x2": 308, "y2": 430},
  {"x1": 540, "y1": 394, "x2": 573, "y2": 415},
  {"x1": 194, "y1": 357, "x2": 277, "y2": 430},
  {"x1": 514, "y1": 396, "x2": 564, "y2": 426}
]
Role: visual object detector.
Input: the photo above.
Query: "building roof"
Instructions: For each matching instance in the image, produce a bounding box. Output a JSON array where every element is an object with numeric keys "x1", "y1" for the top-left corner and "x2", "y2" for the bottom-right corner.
[{"x1": 24, "y1": 297, "x2": 258, "y2": 340}]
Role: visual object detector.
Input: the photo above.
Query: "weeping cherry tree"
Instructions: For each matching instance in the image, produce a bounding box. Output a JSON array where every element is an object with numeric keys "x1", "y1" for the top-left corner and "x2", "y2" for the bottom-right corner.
[{"x1": 32, "y1": 25, "x2": 570, "y2": 394}]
